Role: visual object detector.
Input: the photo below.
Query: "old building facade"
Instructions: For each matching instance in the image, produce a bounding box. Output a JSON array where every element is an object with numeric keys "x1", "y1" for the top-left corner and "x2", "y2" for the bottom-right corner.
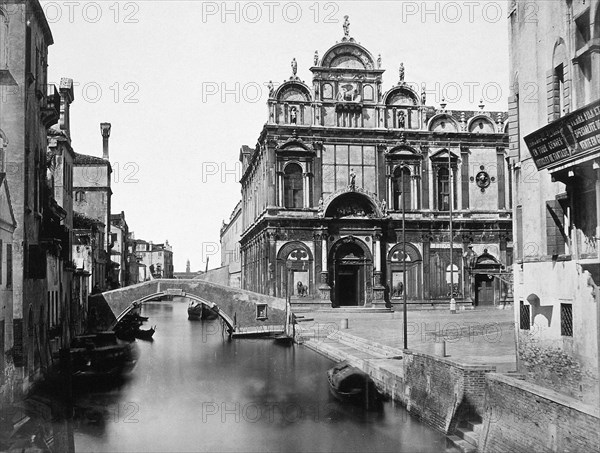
[
  {"x1": 240, "y1": 24, "x2": 511, "y2": 309},
  {"x1": 510, "y1": 0, "x2": 600, "y2": 404},
  {"x1": 220, "y1": 200, "x2": 242, "y2": 287},
  {"x1": 0, "y1": 0, "x2": 61, "y2": 396},
  {"x1": 72, "y1": 125, "x2": 112, "y2": 290}
]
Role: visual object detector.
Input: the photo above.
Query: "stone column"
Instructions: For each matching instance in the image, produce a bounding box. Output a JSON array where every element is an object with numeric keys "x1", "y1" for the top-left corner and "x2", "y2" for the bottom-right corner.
[
  {"x1": 372, "y1": 228, "x2": 385, "y2": 305},
  {"x1": 303, "y1": 172, "x2": 310, "y2": 208},
  {"x1": 387, "y1": 172, "x2": 393, "y2": 208},
  {"x1": 316, "y1": 228, "x2": 331, "y2": 302},
  {"x1": 277, "y1": 172, "x2": 284, "y2": 207}
]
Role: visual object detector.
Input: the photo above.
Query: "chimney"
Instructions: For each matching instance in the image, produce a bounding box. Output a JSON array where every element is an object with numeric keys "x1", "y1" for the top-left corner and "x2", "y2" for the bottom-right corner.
[
  {"x1": 58, "y1": 78, "x2": 74, "y2": 136},
  {"x1": 100, "y1": 122, "x2": 111, "y2": 160}
]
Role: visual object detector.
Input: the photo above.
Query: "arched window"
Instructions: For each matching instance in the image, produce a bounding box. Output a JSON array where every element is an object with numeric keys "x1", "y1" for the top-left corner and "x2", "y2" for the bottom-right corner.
[
  {"x1": 283, "y1": 163, "x2": 303, "y2": 208},
  {"x1": 393, "y1": 166, "x2": 411, "y2": 211},
  {"x1": 437, "y1": 167, "x2": 450, "y2": 211}
]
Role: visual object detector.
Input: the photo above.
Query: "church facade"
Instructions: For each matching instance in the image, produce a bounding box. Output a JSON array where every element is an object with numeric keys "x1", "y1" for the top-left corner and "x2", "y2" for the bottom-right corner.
[{"x1": 239, "y1": 24, "x2": 511, "y2": 309}]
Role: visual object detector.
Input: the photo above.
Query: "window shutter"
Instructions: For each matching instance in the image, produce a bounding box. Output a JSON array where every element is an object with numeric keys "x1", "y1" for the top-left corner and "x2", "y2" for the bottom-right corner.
[{"x1": 545, "y1": 200, "x2": 566, "y2": 255}]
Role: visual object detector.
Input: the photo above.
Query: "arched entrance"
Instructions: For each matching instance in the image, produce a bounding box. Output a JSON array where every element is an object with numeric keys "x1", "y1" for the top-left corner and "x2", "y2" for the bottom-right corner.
[
  {"x1": 276, "y1": 241, "x2": 314, "y2": 299},
  {"x1": 472, "y1": 250, "x2": 502, "y2": 306},
  {"x1": 329, "y1": 237, "x2": 372, "y2": 307},
  {"x1": 387, "y1": 243, "x2": 422, "y2": 301}
]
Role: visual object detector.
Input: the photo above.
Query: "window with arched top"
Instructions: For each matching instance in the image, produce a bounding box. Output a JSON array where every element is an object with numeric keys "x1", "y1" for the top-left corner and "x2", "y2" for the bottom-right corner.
[
  {"x1": 393, "y1": 166, "x2": 411, "y2": 211},
  {"x1": 283, "y1": 163, "x2": 303, "y2": 208}
]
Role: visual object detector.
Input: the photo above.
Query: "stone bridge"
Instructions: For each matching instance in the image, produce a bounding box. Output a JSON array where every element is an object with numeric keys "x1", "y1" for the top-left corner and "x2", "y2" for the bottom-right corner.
[{"x1": 87, "y1": 279, "x2": 287, "y2": 336}]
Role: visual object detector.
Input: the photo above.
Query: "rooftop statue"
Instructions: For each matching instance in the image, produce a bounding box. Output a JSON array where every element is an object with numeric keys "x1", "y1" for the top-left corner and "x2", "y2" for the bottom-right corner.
[{"x1": 343, "y1": 15, "x2": 350, "y2": 38}]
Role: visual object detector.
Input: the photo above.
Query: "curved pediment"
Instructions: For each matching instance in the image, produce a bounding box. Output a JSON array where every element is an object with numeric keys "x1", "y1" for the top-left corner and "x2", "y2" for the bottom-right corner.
[
  {"x1": 387, "y1": 145, "x2": 421, "y2": 159},
  {"x1": 428, "y1": 113, "x2": 459, "y2": 132},
  {"x1": 275, "y1": 81, "x2": 313, "y2": 102},
  {"x1": 467, "y1": 115, "x2": 496, "y2": 134},
  {"x1": 384, "y1": 85, "x2": 420, "y2": 106},
  {"x1": 323, "y1": 189, "x2": 383, "y2": 219},
  {"x1": 320, "y1": 43, "x2": 376, "y2": 71},
  {"x1": 474, "y1": 250, "x2": 501, "y2": 268}
]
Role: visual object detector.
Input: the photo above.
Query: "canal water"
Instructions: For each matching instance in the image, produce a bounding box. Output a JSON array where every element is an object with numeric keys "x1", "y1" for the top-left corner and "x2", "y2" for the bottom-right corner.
[{"x1": 72, "y1": 301, "x2": 447, "y2": 452}]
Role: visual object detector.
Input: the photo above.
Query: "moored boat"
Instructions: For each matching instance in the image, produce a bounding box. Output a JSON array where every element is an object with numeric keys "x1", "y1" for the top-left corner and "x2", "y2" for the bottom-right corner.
[
  {"x1": 201, "y1": 304, "x2": 219, "y2": 320},
  {"x1": 187, "y1": 301, "x2": 202, "y2": 320},
  {"x1": 327, "y1": 361, "x2": 383, "y2": 411},
  {"x1": 70, "y1": 332, "x2": 139, "y2": 382},
  {"x1": 134, "y1": 326, "x2": 156, "y2": 341}
]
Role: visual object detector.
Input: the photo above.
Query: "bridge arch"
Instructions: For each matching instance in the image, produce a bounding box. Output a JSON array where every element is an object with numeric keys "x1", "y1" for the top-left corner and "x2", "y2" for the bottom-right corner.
[
  {"x1": 90, "y1": 279, "x2": 287, "y2": 335},
  {"x1": 113, "y1": 291, "x2": 236, "y2": 333}
]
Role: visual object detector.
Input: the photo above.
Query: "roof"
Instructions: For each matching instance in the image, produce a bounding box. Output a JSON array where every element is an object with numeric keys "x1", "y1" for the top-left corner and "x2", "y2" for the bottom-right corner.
[{"x1": 74, "y1": 152, "x2": 110, "y2": 165}]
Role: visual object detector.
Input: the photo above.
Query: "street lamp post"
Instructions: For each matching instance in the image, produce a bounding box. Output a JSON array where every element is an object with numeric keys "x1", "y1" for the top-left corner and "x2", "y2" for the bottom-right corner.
[{"x1": 286, "y1": 261, "x2": 292, "y2": 336}]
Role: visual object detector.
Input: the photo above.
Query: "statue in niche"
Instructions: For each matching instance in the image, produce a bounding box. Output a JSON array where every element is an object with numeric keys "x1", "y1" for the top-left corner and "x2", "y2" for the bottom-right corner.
[
  {"x1": 343, "y1": 15, "x2": 350, "y2": 38},
  {"x1": 377, "y1": 54, "x2": 382, "y2": 69},
  {"x1": 290, "y1": 107, "x2": 297, "y2": 124},
  {"x1": 291, "y1": 58, "x2": 297, "y2": 77},
  {"x1": 314, "y1": 50, "x2": 319, "y2": 66},
  {"x1": 348, "y1": 168, "x2": 356, "y2": 191},
  {"x1": 399, "y1": 63, "x2": 405, "y2": 83},
  {"x1": 380, "y1": 199, "x2": 387, "y2": 216},
  {"x1": 398, "y1": 110, "x2": 406, "y2": 128},
  {"x1": 267, "y1": 80, "x2": 274, "y2": 98}
]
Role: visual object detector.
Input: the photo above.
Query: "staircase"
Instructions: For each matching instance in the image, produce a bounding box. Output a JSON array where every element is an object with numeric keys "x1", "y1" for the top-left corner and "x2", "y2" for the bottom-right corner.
[{"x1": 446, "y1": 416, "x2": 482, "y2": 453}]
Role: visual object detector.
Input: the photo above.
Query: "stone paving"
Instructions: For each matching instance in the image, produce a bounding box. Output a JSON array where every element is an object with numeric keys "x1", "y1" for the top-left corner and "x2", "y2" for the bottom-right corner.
[{"x1": 295, "y1": 306, "x2": 517, "y2": 372}]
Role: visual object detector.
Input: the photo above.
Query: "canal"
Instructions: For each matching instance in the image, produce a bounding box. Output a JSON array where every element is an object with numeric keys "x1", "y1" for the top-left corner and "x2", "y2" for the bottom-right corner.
[{"x1": 71, "y1": 300, "x2": 447, "y2": 452}]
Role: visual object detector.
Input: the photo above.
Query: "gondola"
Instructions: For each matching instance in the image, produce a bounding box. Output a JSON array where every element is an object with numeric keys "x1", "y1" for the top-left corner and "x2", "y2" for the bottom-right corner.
[
  {"x1": 134, "y1": 326, "x2": 155, "y2": 341},
  {"x1": 327, "y1": 361, "x2": 383, "y2": 411},
  {"x1": 70, "y1": 332, "x2": 139, "y2": 382},
  {"x1": 187, "y1": 301, "x2": 202, "y2": 320},
  {"x1": 201, "y1": 304, "x2": 219, "y2": 320}
]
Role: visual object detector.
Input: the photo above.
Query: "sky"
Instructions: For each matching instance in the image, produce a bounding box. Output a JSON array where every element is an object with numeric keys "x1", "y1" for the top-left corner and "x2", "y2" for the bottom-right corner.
[{"x1": 42, "y1": 0, "x2": 509, "y2": 272}]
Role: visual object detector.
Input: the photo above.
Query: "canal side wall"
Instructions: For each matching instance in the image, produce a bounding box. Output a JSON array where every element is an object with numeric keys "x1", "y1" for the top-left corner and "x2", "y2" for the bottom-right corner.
[
  {"x1": 400, "y1": 352, "x2": 495, "y2": 433},
  {"x1": 87, "y1": 279, "x2": 287, "y2": 332},
  {"x1": 479, "y1": 373, "x2": 600, "y2": 453},
  {"x1": 303, "y1": 337, "x2": 494, "y2": 434}
]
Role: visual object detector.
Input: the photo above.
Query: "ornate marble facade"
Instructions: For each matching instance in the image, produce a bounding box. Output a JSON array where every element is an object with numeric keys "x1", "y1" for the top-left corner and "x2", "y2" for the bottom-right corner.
[{"x1": 240, "y1": 23, "x2": 511, "y2": 308}]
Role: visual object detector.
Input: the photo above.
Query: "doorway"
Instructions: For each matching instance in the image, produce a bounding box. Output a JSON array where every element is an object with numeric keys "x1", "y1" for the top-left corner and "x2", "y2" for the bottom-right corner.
[
  {"x1": 337, "y1": 265, "x2": 363, "y2": 306},
  {"x1": 332, "y1": 241, "x2": 367, "y2": 307},
  {"x1": 475, "y1": 274, "x2": 495, "y2": 306}
]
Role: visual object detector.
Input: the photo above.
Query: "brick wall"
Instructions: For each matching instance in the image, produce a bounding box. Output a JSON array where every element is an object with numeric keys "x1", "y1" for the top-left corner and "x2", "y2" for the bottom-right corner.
[
  {"x1": 480, "y1": 373, "x2": 600, "y2": 453},
  {"x1": 402, "y1": 351, "x2": 496, "y2": 433}
]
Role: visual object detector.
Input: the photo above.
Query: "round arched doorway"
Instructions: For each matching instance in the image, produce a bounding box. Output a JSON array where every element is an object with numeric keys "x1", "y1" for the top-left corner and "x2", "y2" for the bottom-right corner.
[{"x1": 329, "y1": 238, "x2": 372, "y2": 307}]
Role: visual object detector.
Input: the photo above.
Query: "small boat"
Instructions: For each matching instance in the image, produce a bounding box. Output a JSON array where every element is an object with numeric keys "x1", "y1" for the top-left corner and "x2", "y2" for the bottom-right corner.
[
  {"x1": 134, "y1": 326, "x2": 155, "y2": 341},
  {"x1": 187, "y1": 301, "x2": 202, "y2": 320},
  {"x1": 70, "y1": 332, "x2": 139, "y2": 382},
  {"x1": 201, "y1": 304, "x2": 219, "y2": 320},
  {"x1": 327, "y1": 361, "x2": 383, "y2": 411}
]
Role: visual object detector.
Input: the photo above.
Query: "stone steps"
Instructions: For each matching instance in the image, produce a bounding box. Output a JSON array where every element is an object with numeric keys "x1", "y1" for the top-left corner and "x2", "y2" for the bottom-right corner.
[
  {"x1": 446, "y1": 435, "x2": 477, "y2": 453},
  {"x1": 446, "y1": 417, "x2": 482, "y2": 453}
]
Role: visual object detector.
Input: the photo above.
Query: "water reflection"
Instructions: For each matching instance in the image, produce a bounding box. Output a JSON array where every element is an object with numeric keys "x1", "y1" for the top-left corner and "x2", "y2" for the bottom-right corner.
[{"x1": 67, "y1": 301, "x2": 446, "y2": 452}]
